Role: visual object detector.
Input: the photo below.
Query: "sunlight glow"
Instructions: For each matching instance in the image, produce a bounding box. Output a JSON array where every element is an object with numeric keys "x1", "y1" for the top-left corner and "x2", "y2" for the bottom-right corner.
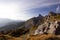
[
  {"x1": 0, "y1": 3, "x2": 18, "y2": 20},
  {"x1": 0, "y1": 3, "x2": 25, "y2": 20}
]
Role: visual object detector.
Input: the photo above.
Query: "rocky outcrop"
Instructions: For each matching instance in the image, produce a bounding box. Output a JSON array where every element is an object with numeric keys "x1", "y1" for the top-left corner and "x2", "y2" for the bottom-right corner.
[
  {"x1": 23, "y1": 14, "x2": 44, "y2": 31},
  {"x1": 34, "y1": 21, "x2": 60, "y2": 35}
]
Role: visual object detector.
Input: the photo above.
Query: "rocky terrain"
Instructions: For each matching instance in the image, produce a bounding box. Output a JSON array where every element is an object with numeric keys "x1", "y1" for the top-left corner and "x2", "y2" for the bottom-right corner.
[
  {"x1": 0, "y1": 12, "x2": 60, "y2": 40},
  {"x1": 34, "y1": 12, "x2": 60, "y2": 35}
]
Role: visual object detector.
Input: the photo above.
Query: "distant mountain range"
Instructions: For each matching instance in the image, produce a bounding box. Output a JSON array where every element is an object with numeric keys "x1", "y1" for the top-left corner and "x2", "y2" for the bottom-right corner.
[
  {"x1": 0, "y1": 18, "x2": 13, "y2": 27},
  {"x1": 0, "y1": 18, "x2": 24, "y2": 27},
  {"x1": 0, "y1": 18, "x2": 25, "y2": 33}
]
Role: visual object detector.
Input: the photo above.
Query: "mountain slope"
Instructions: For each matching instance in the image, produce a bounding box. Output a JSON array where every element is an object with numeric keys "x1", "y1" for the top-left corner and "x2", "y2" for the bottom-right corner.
[
  {"x1": 8, "y1": 14, "x2": 44, "y2": 37},
  {"x1": 34, "y1": 12, "x2": 60, "y2": 35},
  {"x1": 0, "y1": 18, "x2": 25, "y2": 34},
  {"x1": 0, "y1": 12, "x2": 60, "y2": 40},
  {"x1": 9, "y1": 12, "x2": 60, "y2": 37}
]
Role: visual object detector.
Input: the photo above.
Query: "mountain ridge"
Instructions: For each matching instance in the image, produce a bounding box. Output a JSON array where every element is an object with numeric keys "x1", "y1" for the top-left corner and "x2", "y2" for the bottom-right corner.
[{"x1": 0, "y1": 12, "x2": 60, "y2": 40}]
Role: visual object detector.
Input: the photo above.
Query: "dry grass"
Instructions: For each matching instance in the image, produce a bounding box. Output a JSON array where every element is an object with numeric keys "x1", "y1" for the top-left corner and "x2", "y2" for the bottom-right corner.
[
  {"x1": 0, "y1": 33, "x2": 60, "y2": 40},
  {"x1": 48, "y1": 15, "x2": 60, "y2": 22},
  {"x1": 26, "y1": 34, "x2": 60, "y2": 40},
  {"x1": 0, "y1": 34, "x2": 23, "y2": 40}
]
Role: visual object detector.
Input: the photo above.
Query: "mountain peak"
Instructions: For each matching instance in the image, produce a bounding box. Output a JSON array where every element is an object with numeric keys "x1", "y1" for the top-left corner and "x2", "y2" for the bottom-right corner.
[{"x1": 38, "y1": 14, "x2": 43, "y2": 17}]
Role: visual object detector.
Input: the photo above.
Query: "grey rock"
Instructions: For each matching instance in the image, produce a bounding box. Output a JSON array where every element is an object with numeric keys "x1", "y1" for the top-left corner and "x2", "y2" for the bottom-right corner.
[{"x1": 34, "y1": 21, "x2": 60, "y2": 35}]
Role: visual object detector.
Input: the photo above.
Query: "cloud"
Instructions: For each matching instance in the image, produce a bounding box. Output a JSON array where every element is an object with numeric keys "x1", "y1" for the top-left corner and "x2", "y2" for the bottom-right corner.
[
  {"x1": 16, "y1": 0, "x2": 60, "y2": 10},
  {"x1": 0, "y1": 0, "x2": 60, "y2": 10},
  {"x1": 0, "y1": 3, "x2": 20, "y2": 20},
  {"x1": 56, "y1": 6, "x2": 60, "y2": 13},
  {"x1": 0, "y1": 3, "x2": 31, "y2": 20},
  {"x1": 0, "y1": 0, "x2": 60, "y2": 20}
]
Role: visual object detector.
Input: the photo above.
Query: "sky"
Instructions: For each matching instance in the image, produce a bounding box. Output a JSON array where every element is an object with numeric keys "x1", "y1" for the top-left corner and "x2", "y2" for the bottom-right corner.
[{"x1": 0, "y1": 0, "x2": 60, "y2": 20}]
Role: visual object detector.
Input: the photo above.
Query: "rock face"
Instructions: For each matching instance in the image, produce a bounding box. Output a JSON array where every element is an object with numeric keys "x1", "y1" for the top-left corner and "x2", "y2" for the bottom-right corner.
[
  {"x1": 55, "y1": 21, "x2": 60, "y2": 35},
  {"x1": 24, "y1": 14, "x2": 44, "y2": 29},
  {"x1": 34, "y1": 21, "x2": 60, "y2": 35}
]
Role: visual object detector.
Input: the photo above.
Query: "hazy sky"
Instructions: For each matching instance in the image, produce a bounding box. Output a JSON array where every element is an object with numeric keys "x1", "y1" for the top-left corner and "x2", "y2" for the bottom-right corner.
[{"x1": 0, "y1": 0, "x2": 60, "y2": 20}]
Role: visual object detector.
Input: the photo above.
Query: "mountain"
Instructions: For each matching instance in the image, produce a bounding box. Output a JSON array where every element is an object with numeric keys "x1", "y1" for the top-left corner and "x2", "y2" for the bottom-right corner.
[
  {"x1": 0, "y1": 21, "x2": 25, "y2": 32},
  {"x1": 0, "y1": 12, "x2": 60, "y2": 40},
  {"x1": 8, "y1": 12, "x2": 60, "y2": 37},
  {"x1": 0, "y1": 18, "x2": 25, "y2": 34},
  {"x1": 0, "y1": 18, "x2": 13, "y2": 27},
  {"x1": 0, "y1": 18, "x2": 24, "y2": 27},
  {"x1": 34, "y1": 12, "x2": 60, "y2": 35},
  {"x1": 9, "y1": 14, "x2": 45, "y2": 37}
]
